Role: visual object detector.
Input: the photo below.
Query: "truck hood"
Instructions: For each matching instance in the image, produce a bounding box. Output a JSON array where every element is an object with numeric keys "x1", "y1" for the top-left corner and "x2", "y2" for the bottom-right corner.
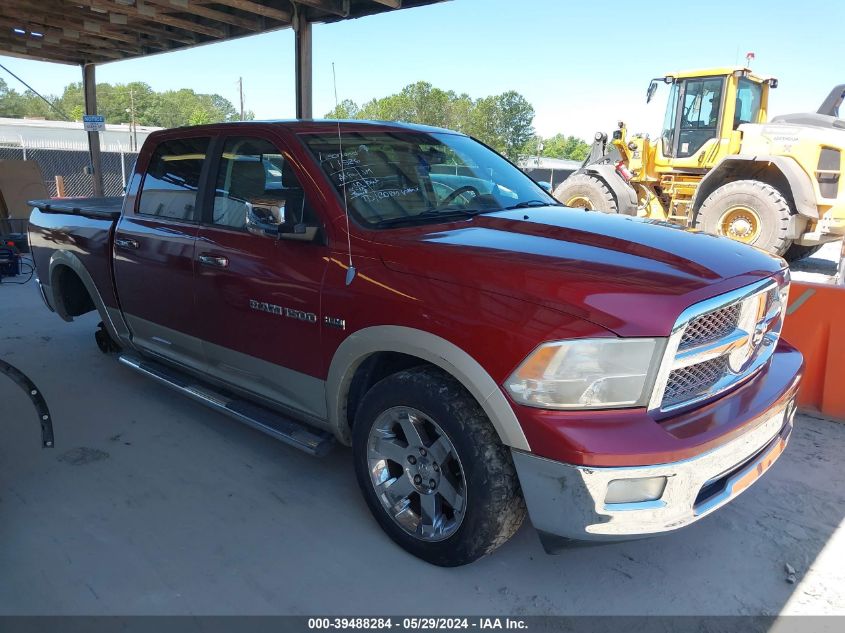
[{"x1": 376, "y1": 207, "x2": 786, "y2": 337}]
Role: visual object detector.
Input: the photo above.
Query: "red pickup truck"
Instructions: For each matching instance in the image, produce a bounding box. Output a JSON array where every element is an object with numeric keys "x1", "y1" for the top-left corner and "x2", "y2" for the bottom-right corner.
[{"x1": 28, "y1": 120, "x2": 802, "y2": 566}]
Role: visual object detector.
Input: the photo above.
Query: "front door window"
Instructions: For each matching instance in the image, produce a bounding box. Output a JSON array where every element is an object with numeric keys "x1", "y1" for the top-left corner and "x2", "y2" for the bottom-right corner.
[
  {"x1": 661, "y1": 82, "x2": 680, "y2": 158},
  {"x1": 211, "y1": 137, "x2": 311, "y2": 231}
]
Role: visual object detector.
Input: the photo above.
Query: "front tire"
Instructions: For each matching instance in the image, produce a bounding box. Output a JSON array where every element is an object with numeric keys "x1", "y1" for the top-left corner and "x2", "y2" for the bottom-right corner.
[
  {"x1": 352, "y1": 367, "x2": 526, "y2": 567},
  {"x1": 694, "y1": 180, "x2": 792, "y2": 256},
  {"x1": 553, "y1": 173, "x2": 618, "y2": 213}
]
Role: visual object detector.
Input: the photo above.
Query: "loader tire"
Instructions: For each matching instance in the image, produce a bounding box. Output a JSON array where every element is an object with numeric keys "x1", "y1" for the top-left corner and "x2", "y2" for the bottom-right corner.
[
  {"x1": 783, "y1": 243, "x2": 824, "y2": 262},
  {"x1": 553, "y1": 174, "x2": 618, "y2": 213},
  {"x1": 694, "y1": 180, "x2": 792, "y2": 256}
]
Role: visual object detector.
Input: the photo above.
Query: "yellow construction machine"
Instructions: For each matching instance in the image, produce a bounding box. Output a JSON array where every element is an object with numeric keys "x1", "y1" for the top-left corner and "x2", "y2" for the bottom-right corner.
[{"x1": 553, "y1": 68, "x2": 845, "y2": 260}]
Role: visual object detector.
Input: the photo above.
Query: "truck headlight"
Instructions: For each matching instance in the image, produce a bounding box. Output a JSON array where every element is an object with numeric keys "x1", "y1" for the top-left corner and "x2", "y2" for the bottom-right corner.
[{"x1": 505, "y1": 339, "x2": 663, "y2": 409}]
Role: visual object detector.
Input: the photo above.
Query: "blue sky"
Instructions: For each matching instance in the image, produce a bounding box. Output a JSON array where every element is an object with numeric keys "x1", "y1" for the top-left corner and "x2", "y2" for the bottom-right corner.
[{"x1": 0, "y1": 0, "x2": 840, "y2": 140}]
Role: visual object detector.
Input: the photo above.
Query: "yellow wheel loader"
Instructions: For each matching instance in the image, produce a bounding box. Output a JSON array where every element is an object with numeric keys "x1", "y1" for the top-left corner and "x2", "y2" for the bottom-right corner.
[{"x1": 553, "y1": 68, "x2": 845, "y2": 260}]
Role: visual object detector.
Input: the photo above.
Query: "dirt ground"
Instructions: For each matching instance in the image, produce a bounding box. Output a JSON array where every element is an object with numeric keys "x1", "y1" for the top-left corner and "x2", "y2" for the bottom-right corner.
[
  {"x1": 1, "y1": 278, "x2": 843, "y2": 616},
  {"x1": 790, "y1": 241, "x2": 842, "y2": 285}
]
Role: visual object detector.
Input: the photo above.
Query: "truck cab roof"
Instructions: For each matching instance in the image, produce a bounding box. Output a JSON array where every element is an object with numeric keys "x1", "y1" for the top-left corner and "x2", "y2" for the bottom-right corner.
[{"x1": 149, "y1": 119, "x2": 465, "y2": 138}]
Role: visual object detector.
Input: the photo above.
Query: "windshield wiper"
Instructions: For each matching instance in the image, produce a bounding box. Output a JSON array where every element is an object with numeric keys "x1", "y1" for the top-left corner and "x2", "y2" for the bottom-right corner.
[
  {"x1": 372, "y1": 207, "x2": 490, "y2": 228},
  {"x1": 502, "y1": 200, "x2": 563, "y2": 210},
  {"x1": 371, "y1": 199, "x2": 562, "y2": 228}
]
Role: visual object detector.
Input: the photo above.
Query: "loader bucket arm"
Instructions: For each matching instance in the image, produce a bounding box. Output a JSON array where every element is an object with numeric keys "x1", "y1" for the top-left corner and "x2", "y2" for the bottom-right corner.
[
  {"x1": 582, "y1": 133, "x2": 610, "y2": 168},
  {"x1": 0, "y1": 358, "x2": 54, "y2": 448}
]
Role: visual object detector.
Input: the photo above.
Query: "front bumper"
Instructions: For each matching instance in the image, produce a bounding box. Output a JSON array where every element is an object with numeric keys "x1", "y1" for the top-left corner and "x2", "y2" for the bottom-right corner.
[{"x1": 512, "y1": 351, "x2": 800, "y2": 549}]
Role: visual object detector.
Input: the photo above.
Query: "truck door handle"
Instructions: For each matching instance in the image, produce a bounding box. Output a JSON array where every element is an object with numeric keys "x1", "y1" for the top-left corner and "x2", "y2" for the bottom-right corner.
[
  {"x1": 198, "y1": 254, "x2": 229, "y2": 268},
  {"x1": 115, "y1": 237, "x2": 139, "y2": 250}
]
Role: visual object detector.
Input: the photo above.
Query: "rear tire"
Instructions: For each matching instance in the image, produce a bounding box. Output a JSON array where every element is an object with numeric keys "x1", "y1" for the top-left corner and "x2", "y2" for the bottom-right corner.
[
  {"x1": 94, "y1": 322, "x2": 121, "y2": 354},
  {"x1": 553, "y1": 173, "x2": 618, "y2": 213},
  {"x1": 783, "y1": 243, "x2": 824, "y2": 262},
  {"x1": 352, "y1": 367, "x2": 526, "y2": 567},
  {"x1": 694, "y1": 180, "x2": 793, "y2": 256}
]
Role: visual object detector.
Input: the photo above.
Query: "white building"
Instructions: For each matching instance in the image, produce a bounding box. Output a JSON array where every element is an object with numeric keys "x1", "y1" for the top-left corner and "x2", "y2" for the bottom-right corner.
[{"x1": 0, "y1": 117, "x2": 161, "y2": 152}]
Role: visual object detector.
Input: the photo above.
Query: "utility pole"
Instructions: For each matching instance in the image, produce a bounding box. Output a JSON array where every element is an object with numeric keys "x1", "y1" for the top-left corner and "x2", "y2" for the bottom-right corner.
[
  {"x1": 130, "y1": 87, "x2": 137, "y2": 151},
  {"x1": 238, "y1": 77, "x2": 244, "y2": 121},
  {"x1": 83, "y1": 63, "x2": 104, "y2": 197}
]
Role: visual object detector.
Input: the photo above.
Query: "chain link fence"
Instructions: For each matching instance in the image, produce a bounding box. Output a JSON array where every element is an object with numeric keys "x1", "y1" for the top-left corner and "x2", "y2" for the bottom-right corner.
[{"x1": 0, "y1": 139, "x2": 137, "y2": 198}]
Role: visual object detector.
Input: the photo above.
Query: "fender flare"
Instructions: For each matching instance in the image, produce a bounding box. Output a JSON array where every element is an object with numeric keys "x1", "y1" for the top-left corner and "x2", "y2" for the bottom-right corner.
[
  {"x1": 46, "y1": 251, "x2": 132, "y2": 346},
  {"x1": 581, "y1": 163, "x2": 639, "y2": 215},
  {"x1": 0, "y1": 358, "x2": 54, "y2": 448},
  {"x1": 692, "y1": 155, "x2": 818, "y2": 219},
  {"x1": 325, "y1": 325, "x2": 531, "y2": 451}
]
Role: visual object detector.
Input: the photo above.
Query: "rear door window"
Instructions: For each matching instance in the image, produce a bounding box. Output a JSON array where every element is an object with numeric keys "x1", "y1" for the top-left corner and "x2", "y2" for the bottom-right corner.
[{"x1": 137, "y1": 136, "x2": 209, "y2": 221}]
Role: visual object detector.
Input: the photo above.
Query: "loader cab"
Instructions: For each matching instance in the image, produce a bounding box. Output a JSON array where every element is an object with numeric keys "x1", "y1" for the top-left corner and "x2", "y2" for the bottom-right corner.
[{"x1": 654, "y1": 68, "x2": 771, "y2": 171}]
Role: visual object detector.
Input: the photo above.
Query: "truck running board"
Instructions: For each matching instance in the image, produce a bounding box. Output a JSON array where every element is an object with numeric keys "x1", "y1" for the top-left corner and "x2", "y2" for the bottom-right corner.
[{"x1": 118, "y1": 354, "x2": 335, "y2": 457}]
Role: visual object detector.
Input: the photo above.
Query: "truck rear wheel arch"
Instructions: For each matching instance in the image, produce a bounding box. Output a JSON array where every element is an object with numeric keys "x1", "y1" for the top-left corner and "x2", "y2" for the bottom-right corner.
[
  {"x1": 692, "y1": 156, "x2": 818, "y2": 222},
  {"x1": 47, "y1": 251, "x2": 130, "y2": 347},
  {"x1": 50, "y1": 265, "x2": 95, "y2": 320},
  {"x1": 327, "y1": 326, "x2": 531, "y2": 452}
]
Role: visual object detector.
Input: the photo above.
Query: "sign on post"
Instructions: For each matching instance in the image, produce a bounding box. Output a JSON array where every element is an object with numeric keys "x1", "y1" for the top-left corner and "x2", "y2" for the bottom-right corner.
[{"x1": 82, "y1": 114, "x2": 105, "y2": 132}]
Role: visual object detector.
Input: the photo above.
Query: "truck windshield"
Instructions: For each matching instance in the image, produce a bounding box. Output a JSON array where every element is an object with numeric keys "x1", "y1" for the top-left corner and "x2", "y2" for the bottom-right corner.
[{"x1": 300, "y1": 130, "x2": 559, "y2": 228}]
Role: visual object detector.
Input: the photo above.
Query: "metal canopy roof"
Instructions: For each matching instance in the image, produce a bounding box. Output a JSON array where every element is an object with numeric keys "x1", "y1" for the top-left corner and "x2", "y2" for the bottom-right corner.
[{"x1": 0, "y1": 0, "x2": 446, "y2": 66}]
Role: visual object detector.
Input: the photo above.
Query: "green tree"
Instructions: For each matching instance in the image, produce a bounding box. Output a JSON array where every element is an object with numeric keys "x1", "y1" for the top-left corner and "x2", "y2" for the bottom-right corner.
[
  {"x1": 68, "y1": 104, "x2": 85, "y2": 122},
  {"x1": 322, "y1": 82, "x2": 536, "y2": 160},
  {"x1": 325, "y1": 99, "x2": 360, "y2": 119},
  {"x1": 188, "y1": 108, "x2": 212, "y2": 126},
  {"x1": 56, "y1": 82, "x2": 84, "y2": 120},
  {"x1": 0, "y1": 79, "x2": 23, "y2": 117},
  {"x1": 523, "y1": 133, "x2": 591, "y2": 162},
  {"x1": 0, "y1": 78, "x2": 242, "y2": 127},
  {"x1": 492, "y1": 91, "x2": 535, "y2": 159},
  {"x1": 549, "y1": 134, "x2": 590, "y2": 161},
  {"x1": 0, "y1": 79, "x2": 56, "y2": 118}
]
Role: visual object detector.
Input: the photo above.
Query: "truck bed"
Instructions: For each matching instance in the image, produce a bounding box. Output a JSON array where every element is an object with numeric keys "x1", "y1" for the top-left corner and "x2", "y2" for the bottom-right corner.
[
  {"x1": 28, "y1": 198, "x2": 122, "y2": 322},
  {"x1": 28, "y1": 197, "x2": 123, "y2": 221}
]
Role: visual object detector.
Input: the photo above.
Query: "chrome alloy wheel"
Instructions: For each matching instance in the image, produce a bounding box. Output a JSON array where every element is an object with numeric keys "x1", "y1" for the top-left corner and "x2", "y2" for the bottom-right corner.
[{"x1": 366, "y1": 406, "x2": 467, "y2": 542}]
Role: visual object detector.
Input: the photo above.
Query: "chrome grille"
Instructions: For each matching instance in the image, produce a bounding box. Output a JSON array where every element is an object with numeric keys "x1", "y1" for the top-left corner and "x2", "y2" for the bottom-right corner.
[
  {"x1": 765, "y1": 288, "x2": 779, "y2": 311},
  {"x1": 663, "y1": 356, "x2": 730, "y2": 407},
  {"x1": 679, "y1": 303, "x2": 740, "y2": 349},
  {"x1": 650, "y1": 278, "x2": 787, "y2": 414}
]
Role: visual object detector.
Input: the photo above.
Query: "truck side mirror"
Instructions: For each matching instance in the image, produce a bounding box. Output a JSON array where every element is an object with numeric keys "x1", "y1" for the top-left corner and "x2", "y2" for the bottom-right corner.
[
  {"x1": 537, "y1": 181, "x2": 553, "y2": 193},
  {"x1": 245, "y1": 200, "x2": 321, "y2": 243},
  {"x1": 245, "y1": 202, "x2": 283, "y2": 238}
]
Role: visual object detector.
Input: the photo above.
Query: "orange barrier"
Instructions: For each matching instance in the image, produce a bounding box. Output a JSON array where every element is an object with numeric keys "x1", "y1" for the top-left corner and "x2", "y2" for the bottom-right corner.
[{"x1": 782, "y1": 281, "x2": 845, "y2": 421}]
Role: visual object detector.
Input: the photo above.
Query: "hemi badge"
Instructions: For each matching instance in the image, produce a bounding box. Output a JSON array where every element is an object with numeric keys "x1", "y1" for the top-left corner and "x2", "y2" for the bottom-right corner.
[{"x1": 324, "y1": 316, "x2": 346, "y2": 330}]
